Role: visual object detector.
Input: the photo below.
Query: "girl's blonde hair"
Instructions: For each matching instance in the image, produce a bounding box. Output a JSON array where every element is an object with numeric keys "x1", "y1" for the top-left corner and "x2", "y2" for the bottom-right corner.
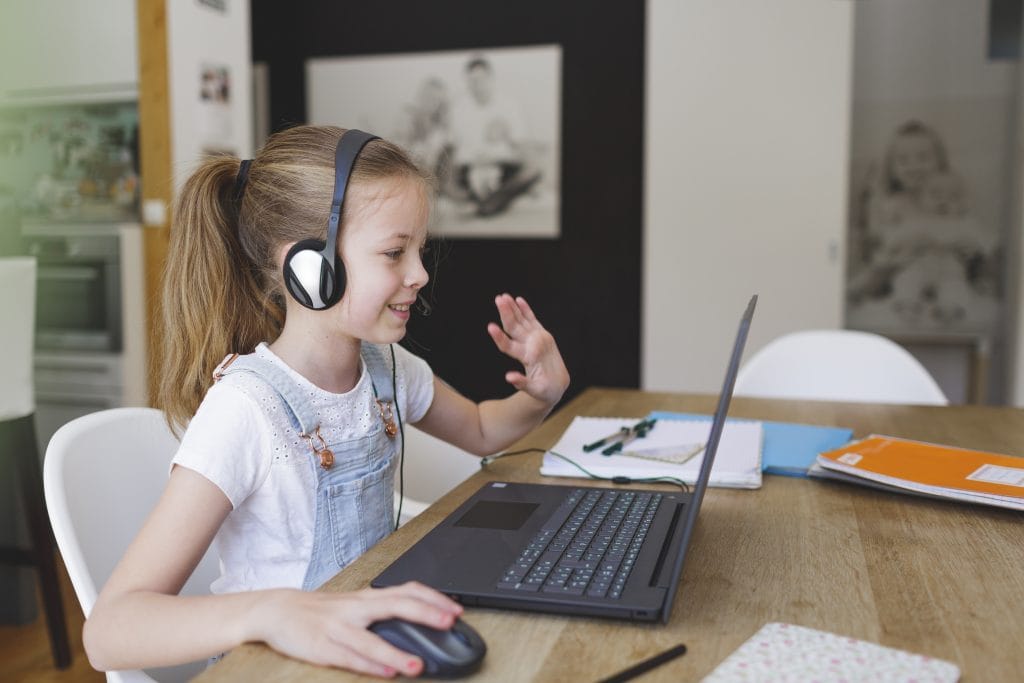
[{"x1": 156, "y1": 125, "x2": 428, "y2": 432}]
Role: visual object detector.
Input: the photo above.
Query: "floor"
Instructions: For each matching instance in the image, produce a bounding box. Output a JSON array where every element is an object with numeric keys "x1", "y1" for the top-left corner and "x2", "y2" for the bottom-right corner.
[{"x1": 0, "y1": 560, "x2": 103, "y2": 683}]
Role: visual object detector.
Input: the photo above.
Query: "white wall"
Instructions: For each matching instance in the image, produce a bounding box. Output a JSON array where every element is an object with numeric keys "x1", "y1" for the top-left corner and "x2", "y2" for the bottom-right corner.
[
  {"x1": 644, "y1": 0, "x2": 853, "y2": 392},
  {"x1": 167, "y1": 0, "x2": 253, "y2": 183},
  {"x1": 1013, "y1": 64, "x2": 1024, "y2": 406}
]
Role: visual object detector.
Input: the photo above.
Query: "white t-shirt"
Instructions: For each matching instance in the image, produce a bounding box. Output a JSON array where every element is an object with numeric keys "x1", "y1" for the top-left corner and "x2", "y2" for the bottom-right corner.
[{"x1": 172, "y1": 342, "x2": 434, "y2": 595}]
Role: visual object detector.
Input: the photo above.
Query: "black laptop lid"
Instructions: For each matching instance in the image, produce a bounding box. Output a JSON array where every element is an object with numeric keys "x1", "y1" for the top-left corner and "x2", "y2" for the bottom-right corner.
[{"x1": 658, "y1": 294, "x2": 757, "y2": 620}]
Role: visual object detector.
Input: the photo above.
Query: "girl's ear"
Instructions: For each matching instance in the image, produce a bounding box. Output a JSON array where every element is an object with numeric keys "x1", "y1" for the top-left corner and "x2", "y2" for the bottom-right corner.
[{"x1": 276, "y1": 242, "x2": 297, "y2": 269}]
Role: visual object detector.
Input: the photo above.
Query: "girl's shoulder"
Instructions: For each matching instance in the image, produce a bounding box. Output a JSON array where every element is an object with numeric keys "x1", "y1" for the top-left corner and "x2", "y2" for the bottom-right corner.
[
  {"x1": 177, "y1": 379, "x2": 277, "y2": 509},
  {"x1": 190, "y1": 374, "x2": 272, "y2": 436}
]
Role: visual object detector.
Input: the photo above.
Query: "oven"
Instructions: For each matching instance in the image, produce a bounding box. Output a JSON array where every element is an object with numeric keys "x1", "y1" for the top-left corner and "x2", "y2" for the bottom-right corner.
[{"x1": 23, "y1": 223, "x2": 121, "y2": 352}]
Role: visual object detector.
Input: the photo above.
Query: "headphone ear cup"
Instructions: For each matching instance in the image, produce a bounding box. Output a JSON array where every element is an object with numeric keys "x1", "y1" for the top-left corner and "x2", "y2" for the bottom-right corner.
[
  {"x1": 322, "y1": 253, "x2": 346, "y2": 307},
  {"x1": 283, "y1": 239, "x2": 345, "y2": 310}
]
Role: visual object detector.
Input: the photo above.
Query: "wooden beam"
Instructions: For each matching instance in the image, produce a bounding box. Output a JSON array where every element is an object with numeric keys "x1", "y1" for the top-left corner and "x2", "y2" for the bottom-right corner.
[{"x1": 135, "y1": 0, "x2": 171, "y2": 405}]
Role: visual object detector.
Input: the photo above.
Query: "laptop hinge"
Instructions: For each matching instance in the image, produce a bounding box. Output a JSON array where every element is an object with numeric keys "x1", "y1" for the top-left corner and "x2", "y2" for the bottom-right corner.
[{"x1": 649, "y1": 502, "x2": 683, "y2": 587}]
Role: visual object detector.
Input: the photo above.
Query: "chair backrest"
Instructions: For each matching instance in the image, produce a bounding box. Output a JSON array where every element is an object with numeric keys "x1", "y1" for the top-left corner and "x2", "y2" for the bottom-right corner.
[
  {"x1": 395, "y1": 425, "x2": 480, "y2": 526},
  {"x1": 735, "y1": 329, "x2": 948, "y2": 405},
  {"x1": 43, "y1": 407, "x2": 219, "y2": 683},
  {"x1": 0, "y1": 257, "x2": 36, "y2": 420}
]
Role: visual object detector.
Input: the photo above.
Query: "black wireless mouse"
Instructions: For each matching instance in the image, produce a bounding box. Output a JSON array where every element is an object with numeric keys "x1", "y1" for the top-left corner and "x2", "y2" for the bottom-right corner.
[{"x1": 369, "y1": 617, "x2": 487, "y2": 679}]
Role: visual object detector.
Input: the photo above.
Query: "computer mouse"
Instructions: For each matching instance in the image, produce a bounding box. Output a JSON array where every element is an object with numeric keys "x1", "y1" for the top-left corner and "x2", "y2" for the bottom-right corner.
[{"x1": 369, "y1": 616, "x2": 487, "y2": 679}]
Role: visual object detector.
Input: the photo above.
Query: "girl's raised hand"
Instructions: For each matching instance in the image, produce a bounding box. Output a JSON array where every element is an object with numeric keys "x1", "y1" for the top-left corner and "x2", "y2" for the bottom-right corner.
[{"x1": 487, "y1": 294, "x2": 570, "y2": 407}]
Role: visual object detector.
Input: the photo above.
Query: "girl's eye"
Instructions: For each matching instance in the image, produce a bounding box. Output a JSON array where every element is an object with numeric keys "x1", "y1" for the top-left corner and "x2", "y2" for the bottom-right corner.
[{"x1": 384, "y1": 249, "x2": 403, "y2": 261}]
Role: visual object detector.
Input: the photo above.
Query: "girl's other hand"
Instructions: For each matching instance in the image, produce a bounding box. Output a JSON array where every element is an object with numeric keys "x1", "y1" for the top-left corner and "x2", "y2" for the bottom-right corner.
[
  {"x1": 255, "y1": 582, "x2": 463, "y2": 678},
  {"x1": 487, "y1": 294, "x2": 570, "y2": 407}
]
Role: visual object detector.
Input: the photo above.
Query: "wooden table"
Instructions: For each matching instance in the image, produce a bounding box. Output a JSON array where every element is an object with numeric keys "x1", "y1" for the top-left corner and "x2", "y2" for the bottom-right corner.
[{"x1": 197, "y1": 388, "x2": 1024, "y2": 682}]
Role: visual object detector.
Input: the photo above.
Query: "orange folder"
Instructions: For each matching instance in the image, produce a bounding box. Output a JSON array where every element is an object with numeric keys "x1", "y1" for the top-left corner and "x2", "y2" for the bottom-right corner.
[{"x1": 815, "y1": 435, "x2": 1024, "y2": 510}]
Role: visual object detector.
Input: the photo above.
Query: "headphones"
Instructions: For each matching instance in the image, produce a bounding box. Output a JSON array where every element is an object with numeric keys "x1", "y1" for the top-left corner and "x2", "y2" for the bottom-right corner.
[{"x1": 283, "y1": 129, "x2": 380, "y2": 310}]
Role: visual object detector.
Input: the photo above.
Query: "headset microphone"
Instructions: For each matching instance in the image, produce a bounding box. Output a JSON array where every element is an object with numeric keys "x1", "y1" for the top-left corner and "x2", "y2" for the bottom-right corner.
[{"x1": 283, "y1": 129, "x2": 379, "y2": 310}]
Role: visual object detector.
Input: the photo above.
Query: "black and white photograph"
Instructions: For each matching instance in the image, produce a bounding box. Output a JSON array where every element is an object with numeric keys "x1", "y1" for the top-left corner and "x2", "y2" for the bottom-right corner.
[
  {"x1": 307, "y1": 45, "x2": 562, "y2": 238},
  {"x1": 846, "y1": 105, "x2": 1005, "y2": 335}
]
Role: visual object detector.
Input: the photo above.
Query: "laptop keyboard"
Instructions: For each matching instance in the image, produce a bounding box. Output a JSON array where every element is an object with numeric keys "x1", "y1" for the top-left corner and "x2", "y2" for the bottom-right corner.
[{"x1": 496, "y1": 488, "x2": 663, "y2": 599}]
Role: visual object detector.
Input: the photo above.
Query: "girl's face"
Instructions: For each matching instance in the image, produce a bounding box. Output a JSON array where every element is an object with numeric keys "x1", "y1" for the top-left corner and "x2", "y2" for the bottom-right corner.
[
  {"x1": 335, "y1": 177, "x2": 430, "y2": 344},
  {"x1": 890, "y1": 133, "x2": 941, "y2": 194}
]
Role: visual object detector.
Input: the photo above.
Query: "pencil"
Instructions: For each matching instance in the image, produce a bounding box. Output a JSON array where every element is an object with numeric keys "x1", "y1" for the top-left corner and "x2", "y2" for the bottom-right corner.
[{"x1": 597, "y1": 643, "x2": 687, "y2": 683}]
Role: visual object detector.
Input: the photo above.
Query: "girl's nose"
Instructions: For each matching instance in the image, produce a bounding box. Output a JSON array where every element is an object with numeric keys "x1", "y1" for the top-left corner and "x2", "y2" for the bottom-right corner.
[{"x1": 406, "y1": 257, "x2": 429, "y2": 290}]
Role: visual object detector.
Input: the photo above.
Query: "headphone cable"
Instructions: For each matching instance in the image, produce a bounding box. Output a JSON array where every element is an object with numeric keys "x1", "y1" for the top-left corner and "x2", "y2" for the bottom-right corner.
[
  {"x1": 391, "y1": 345, "x2": 405, "y2": 531},
  {"x1": 481, "y1": 448, "x2": 690, "y2": 493}
]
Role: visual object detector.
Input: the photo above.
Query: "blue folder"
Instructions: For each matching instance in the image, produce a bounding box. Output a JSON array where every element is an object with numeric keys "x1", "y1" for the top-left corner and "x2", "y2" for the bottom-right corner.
[{"x1": 647, "y1": 411, "x2": 854, "y2": 478}]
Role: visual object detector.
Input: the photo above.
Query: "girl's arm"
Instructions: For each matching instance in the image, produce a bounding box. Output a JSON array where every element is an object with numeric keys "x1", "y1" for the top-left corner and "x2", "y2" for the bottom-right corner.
[
  {"x1": 414, "y1": 293, "x2": 570, "y2": 455},
  {"x1": 85, "y1": 465, "x2": 462, "y2": 678}
]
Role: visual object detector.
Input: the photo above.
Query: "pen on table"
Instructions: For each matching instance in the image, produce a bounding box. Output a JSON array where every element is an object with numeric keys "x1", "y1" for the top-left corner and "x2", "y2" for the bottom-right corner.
[
  {"x1": 583, "y1": 426, "x2": 631, "y2": 453},
  {"x1": 602, "y1": 418, "x2": 657, "y2": 456},
  {"x1": 583, "y1": 417, "x2": 655, "y2": 452},
  {"x1": 597, "y1": 643, "x2": 687, "y2": 683}
]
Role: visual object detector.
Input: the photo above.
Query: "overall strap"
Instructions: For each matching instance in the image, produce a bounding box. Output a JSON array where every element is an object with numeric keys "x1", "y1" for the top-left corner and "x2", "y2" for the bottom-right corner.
[
  {"x1": 360, "y1": 342, "x2": 396, "y2": 404},
  {"x1": 361, "y1": 343, "x2": 399, "y2": 439},
  {"x1": 212, "y1": 353, "x2": 319, "y2": 436}
]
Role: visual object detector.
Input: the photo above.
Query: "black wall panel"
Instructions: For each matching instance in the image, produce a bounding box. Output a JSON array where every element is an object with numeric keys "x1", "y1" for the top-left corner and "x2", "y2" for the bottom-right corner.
[{"x1": 252, "y1": 1, "x2": 644, "y2": 406}]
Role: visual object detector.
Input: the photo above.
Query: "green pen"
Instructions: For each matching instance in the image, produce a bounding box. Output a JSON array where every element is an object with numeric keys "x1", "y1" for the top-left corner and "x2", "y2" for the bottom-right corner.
[
  {"x1": 601, "y1": 418, "x2": 657, "y2": 456},
  {"x1": 583, "y1": 426, "x2": 631, "y2": 452}
]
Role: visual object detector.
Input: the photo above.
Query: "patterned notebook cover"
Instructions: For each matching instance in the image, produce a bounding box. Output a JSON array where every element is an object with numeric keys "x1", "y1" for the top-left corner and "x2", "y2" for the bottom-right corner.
[{"x1": 702, "y1": 622, "x2": 960, "y2": 683}]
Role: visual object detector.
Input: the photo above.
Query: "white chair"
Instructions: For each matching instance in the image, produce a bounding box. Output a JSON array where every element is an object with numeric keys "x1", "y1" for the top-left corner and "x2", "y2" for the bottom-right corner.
[
  {"x1": 0, "y1": 256, "x2": 71, "y2": 669},
  {"x1": 395, "y1": 425, "x2": 480, "y2": 526},
  {"x1": 43, "y1": 407, "x2": 220, "y2": 683},
  {"x1": 735, "y1": 329, "x2": 948, "y2": 405}
]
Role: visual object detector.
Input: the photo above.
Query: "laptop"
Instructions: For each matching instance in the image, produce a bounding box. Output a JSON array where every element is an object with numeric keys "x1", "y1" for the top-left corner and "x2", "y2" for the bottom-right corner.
[{"x1": 373, "y1": 295, "x2": 757, "y2": 623}]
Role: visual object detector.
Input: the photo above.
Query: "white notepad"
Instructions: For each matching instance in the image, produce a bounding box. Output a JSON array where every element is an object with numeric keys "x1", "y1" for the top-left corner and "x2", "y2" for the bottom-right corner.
[
  {"x1": 702, "y1": 622, "x2": 960, "y2": 682},
  {"x1": 540, "y1": 416, "x2": 763, "y2": 489}
]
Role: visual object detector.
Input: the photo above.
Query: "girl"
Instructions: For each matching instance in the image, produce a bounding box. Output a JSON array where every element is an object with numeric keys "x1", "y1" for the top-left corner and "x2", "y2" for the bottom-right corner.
[{"x1": 83, "y1": 126, "x2": 570, "y2": 678}]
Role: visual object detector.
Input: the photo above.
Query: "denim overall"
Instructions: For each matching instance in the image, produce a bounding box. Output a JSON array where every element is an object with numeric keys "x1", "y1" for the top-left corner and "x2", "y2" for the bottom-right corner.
[{"x1": 215, "y1": 342, "x2": 399, "y2": 591}]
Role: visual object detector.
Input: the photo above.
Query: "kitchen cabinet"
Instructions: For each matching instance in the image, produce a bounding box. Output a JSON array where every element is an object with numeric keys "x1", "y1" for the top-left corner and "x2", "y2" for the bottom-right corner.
[{"x1": 0, "y1": 0, "x2": 137, "y2": 105}]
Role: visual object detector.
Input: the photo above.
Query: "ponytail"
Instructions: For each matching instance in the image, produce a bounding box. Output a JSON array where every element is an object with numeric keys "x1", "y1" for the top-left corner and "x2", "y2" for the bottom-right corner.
[{"x1": 156, "y1": 156, "x2": 284, "y2": 433}]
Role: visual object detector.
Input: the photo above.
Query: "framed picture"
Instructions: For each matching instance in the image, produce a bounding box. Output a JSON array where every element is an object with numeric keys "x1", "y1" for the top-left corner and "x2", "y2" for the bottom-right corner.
[
  {"x1": 845, "y1": 104, "x2": 1006, "y2": 338},
  {"x1": 307, "y1": 44, "x2": 562, "y2": 238}
]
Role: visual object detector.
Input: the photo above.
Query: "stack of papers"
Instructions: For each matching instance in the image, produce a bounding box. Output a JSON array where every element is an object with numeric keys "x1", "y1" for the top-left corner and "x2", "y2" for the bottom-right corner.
[
  {"x1": 540, "y1": 416, "x2": 763, "y2": 489},
  {"x1": 649, "y1": 411, "x2": 853, "y2": 478},
  {"x1": 811, "y1": 434, "x2": 1024, "y2": 511}
]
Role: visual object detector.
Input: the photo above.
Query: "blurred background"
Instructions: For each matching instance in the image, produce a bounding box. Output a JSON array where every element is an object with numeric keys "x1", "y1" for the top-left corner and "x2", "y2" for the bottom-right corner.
[{"x1": 0, "y1": 0, "x2": 1022, "y2": 679}]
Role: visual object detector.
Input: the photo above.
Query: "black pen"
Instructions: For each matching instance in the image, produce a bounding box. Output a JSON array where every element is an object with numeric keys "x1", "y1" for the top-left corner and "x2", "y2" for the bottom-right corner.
[
  {"x1": 583, "y1": 426, "x2": 631, "y2": 452},
  {"x1": 597, "y1": 643, "x2": 687, "y2": 683}
]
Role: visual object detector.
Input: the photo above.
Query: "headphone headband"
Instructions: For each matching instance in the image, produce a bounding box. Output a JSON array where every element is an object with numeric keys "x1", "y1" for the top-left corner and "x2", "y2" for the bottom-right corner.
[
  {"x1": 324, "y1": 129, "x2": 379, "y2": 260},
  {"x1": 282, "y1": 128, "x2": 380, "y2": 310}
]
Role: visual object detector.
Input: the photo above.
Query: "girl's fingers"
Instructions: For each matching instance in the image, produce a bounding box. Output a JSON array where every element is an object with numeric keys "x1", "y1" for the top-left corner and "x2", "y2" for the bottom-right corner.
[
  {"x1": 496, "y1": 293, "x2": 527, "y2": 332},
  {"x1": 351, "y1": 594, "x2": 460, "y2": 632},
  {"x1": 488, "y1": 322, "x2": 515, "y2": 356},
  {"x1": 327, "y1": 645, "x2": 401, "y2": 679},
  {"x1": 334, "y1": 628, "x2": 423, "y2": 677},
  {"x1": 515, "y1": 296, "x2": 538, "y2": 323},
  {"x1": 505, "y1": 371, "x2": 527, "y2": 390},
  {"x1": 374, "y1": 581, "x2": 463, "y2": 614}
]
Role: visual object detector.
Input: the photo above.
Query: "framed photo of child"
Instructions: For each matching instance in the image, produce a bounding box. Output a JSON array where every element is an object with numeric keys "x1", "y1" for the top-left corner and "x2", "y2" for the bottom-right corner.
[
  {"x1": 846, "y1": 114, "x2": 1005, "y2": 336},
  {"x1": 306, "y1": 45, "x2": 562, "y2": 239}
]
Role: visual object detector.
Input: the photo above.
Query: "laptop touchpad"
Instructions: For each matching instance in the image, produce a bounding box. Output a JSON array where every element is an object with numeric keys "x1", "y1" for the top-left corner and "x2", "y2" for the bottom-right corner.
[{"x1": 454, "y1": 501, "x2": 539, "y2": 531}]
